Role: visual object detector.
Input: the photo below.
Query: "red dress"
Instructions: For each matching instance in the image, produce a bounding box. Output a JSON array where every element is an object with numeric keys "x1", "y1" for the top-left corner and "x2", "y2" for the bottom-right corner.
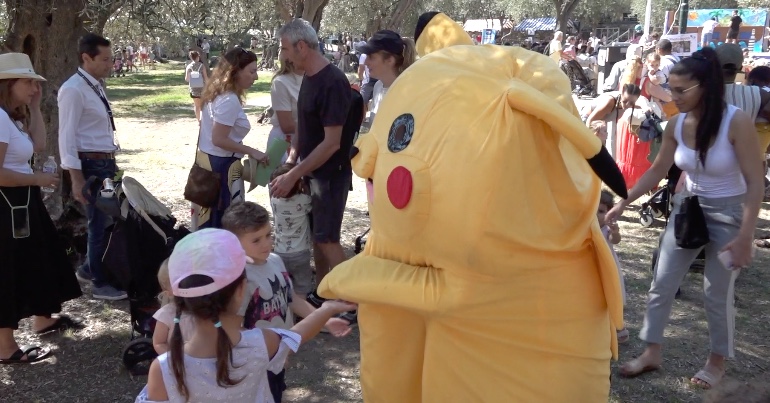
[{"x1": 615, "y1": 78, "x2": 651, "y2": 189}]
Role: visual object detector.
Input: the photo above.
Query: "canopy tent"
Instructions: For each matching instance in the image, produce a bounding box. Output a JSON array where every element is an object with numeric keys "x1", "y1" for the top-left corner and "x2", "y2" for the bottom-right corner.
[
  {"x1": 463, "y1": 19, "x2": 514, "y2": 32},
  {"x1": 514, "y1": 17, "x2": 557, "y2": 32}
]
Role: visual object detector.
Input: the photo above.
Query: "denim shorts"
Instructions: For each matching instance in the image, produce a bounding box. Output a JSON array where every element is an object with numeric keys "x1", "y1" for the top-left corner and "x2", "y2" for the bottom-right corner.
[{"x1": 305, "y1": 172, "x2": 352, "y2": 243}]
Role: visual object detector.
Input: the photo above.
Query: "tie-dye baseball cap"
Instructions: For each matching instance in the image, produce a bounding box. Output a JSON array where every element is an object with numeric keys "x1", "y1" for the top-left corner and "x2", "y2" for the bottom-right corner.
[{"x1": 168, "y1": 228, "x2": 251, "y2": 298}]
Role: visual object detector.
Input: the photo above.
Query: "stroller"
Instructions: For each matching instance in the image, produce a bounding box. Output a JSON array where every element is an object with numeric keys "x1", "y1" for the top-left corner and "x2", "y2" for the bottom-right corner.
[
  {"x1": 645, "y1": 166, "x2": 706, "y2": 297},
  {"x1": 561, "y1": 60, "x2": 594, "y2": 97},
  {"x1": 88, "y1": 176, "x2": 189, "y2": 375},
  {"x1": 638, "y1": 183, "x2": 671, "y2": 228},
  {"x1": 112, "y1": 57, "x2": 126, "y2": 77}
]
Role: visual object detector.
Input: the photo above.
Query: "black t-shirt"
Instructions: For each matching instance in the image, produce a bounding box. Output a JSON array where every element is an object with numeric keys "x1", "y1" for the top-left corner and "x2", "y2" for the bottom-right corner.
[
  {"x1": 297, "y1": 64, "x2": 357, "y2": 178},
  {"x1": 730, "y1": 16, "x2": 742, "y2": 31}
]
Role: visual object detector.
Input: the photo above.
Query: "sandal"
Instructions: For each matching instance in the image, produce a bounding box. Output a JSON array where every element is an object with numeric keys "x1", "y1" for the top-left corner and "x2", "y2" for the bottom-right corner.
[
  {"x1": 619, "y1": 357, "x2": 661, "y2": 378},
  {"x1": 0, "y1": 345, "x2": 51, "y2": 364},
  {"x1": 34, "y1": 315, "x2": 84, "y2": 335},
  {"x1": 754, "y1": 239, "x2": 770, "y2": 248},
  {"x1": 691, "y1": 367, "x2": 724, "y2": 389}
]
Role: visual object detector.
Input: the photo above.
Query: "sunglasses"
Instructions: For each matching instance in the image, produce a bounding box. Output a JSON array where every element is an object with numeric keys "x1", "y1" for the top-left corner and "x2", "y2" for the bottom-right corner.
[{"x1": 671, "y1": 83, "x2": 700, "y2": 96}]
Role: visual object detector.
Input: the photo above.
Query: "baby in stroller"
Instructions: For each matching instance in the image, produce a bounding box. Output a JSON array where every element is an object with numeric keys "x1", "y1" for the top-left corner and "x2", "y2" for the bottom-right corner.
[{"x1": 561, "y1": 59, "x2": 594, "y2": 97}]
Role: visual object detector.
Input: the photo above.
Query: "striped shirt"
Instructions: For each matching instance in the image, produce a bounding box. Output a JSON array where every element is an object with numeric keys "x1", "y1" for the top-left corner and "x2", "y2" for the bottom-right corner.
[{"x1": 724, "y1": 83, "x2": 761, "y2": 120}]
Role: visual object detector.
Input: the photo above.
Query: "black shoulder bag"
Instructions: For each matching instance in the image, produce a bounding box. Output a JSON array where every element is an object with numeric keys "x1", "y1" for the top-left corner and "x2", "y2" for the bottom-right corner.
[{"x1": 674, "y1": 156, "x2": 709, "y2": 249}]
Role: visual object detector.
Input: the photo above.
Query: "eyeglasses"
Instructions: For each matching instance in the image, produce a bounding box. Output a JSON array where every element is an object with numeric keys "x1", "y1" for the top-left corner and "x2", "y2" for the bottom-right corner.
[{"x1": 671, "y1": 83, "x2": 700, "y2": 96}]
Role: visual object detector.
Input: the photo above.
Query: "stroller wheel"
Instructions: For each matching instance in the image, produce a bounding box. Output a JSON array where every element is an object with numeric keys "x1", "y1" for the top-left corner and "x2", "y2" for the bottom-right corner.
[
  {"x1": 122, "y1": 337, "x2": 157, "y2": 376},
  {"x1": 639, "y1": 212, "x2": 654, "y2": 228},
  {"x1": 651, "y1": 208, "x2": 664, "y2": 219}
]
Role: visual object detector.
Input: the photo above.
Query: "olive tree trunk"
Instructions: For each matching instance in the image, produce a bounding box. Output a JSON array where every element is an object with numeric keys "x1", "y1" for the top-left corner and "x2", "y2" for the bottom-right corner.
[{"x1": 4, "y1": 0, "x2": 95, "y2": 264}]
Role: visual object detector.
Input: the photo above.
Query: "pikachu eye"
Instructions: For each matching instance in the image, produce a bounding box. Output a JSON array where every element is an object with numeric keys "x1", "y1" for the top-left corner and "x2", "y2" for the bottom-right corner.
[{"x1": 388, "y1": 113, "x2": 414, "y2": 153}]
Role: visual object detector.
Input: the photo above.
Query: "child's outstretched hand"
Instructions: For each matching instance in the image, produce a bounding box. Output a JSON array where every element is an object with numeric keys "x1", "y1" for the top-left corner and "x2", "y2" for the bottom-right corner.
[
  {"x1": 324, "y1": 317, "x2": 353, "y2": 337},
  {"x1": 321, "y1": 300, "x2": 358, "y2": 314}
]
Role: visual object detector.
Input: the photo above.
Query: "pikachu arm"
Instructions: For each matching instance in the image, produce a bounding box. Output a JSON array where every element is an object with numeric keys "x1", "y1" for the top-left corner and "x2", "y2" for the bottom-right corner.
[
  {"x1": 591, "y1": 224, "x2": 625, "y2": 360},
  {"x1": 317, "y1": 255, "x2": 442, "y2": 313}
]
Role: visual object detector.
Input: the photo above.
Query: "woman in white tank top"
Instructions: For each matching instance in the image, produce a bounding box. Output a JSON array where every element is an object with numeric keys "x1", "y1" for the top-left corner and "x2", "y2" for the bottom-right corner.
[{"x1": 605, "y1": 48, "x2": 764, "y2": 389}]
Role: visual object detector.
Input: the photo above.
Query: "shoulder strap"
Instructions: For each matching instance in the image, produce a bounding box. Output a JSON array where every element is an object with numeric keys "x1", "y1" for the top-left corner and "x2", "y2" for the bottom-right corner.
[{"x1": 193, "y1": 126, "x2": 202, "y2": 160}]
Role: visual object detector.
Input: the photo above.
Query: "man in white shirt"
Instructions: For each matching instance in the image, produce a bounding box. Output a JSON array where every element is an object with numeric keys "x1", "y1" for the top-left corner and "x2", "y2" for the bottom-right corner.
[
  {"x1": 202, "y1": 37, "x2": 210, "y2": 58},
  {"x1": 656, "y1": 39, "x2": 680, "y2": 84},
  {"x1": 58, "y1": 33, "x2": 126, "y2": 300},
  {"x1": 358, "y1": 51, "x2": 376, "y2": 110},
  {"x1": 702, "y1": 17, "x2": 720, "y2": 48}
]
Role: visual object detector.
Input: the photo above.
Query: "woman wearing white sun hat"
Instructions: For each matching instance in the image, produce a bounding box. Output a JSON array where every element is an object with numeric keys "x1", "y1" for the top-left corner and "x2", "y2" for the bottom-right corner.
[{"x1": 0, "y1": 53, "x2": 83, "y2": 365}]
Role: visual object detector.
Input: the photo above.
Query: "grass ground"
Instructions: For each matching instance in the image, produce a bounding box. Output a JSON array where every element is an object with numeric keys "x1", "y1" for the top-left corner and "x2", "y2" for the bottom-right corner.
[
  {"x1": 1, "y1": 65, "x2": 769, "y2": 402},
  {"x1": 107, "y1": 60, "x2": 271, "y2": 119}
]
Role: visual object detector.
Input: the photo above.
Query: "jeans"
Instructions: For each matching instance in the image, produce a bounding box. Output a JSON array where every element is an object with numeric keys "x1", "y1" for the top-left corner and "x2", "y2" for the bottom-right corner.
[
  {"x1": 81, "y1": 158, "x2": 117, "y2": 288},
  {"x1": 640, "y1": 193, "x2": 744, "y2": 357}
]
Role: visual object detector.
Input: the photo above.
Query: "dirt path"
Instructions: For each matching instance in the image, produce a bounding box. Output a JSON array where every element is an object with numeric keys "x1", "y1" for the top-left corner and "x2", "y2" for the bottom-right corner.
[{"x1": 1, "y1": 111, "x2": 769, "y2": 402}]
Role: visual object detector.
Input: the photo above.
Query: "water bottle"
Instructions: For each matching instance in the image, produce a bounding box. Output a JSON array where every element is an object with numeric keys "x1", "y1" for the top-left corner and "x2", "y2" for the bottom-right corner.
[
  {"x1": 41, "y1": 156, "x2": 57, "y2": 193},
  {"x1": 101, "y1": 178, "x2": 115, "y2": 198}
]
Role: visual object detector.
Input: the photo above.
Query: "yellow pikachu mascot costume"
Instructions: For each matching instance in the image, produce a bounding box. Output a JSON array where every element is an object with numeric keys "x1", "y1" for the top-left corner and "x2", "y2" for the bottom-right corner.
[{"x1": 319, "y1": 12, "x2": 628, "y2": 402}]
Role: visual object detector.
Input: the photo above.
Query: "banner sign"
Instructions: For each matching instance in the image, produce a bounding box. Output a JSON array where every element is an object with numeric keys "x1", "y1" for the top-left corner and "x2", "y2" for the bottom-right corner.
[{"x1": 688, "y1": 9, "x2": 768, "y2": 27}]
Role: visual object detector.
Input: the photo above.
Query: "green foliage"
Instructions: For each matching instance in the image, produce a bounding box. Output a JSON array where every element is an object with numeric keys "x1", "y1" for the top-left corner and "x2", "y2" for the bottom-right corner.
[{"x1": 103, "y1": 0, "x2": 279, "y2": 58}]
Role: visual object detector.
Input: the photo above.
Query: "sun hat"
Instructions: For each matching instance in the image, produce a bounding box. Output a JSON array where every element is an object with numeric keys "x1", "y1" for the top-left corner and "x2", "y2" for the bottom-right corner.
[
  {"x1": 241, "y1": 156, "x2": 260, "y2": 192},
  {"x1": 0, "y1": 53, "x2": 46, "y2": 81},
  {"x1": 168, "y1": 228, "x2": 251, "y2": 298},
  {"x1": 359, "y1": 30, "x2": 405, "y2": 56}
]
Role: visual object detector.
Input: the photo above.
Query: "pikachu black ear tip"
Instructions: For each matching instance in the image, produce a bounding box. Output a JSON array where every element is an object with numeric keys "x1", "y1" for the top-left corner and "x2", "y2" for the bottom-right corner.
[
  {"x1": 350, "y1": 145, "x2": 360, "y2": 160},
  {"x1": 587, "y1": 147, "x2": 628, "y2": 199},
  {"x1": 415, "y1": 11, "x2": 441, "y2": 42}
]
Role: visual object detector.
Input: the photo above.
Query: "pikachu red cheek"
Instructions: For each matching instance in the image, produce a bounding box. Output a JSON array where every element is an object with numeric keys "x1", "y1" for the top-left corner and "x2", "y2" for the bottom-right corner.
[{"x1": 386, "y1": 166, "x2": 412, "y2": 209}]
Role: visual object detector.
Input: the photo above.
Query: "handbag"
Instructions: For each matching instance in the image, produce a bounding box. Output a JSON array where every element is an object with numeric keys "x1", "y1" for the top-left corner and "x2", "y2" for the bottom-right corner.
[
  {"x1": 673, "y1": 157, "x2": 709, "y2": 249},
  {"x1": 635, "y1": 111, "x2": 664, "y2": 142},
  {"x1": 183, "y1": 129, "x2": 221, "y2": 208}
]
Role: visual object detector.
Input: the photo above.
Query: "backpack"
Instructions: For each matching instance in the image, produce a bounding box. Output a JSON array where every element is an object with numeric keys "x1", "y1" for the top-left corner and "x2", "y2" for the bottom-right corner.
[
  {"x1": 342, "y1": 86, "x2": 365, "y2": 157},
  {"x1": 189, "y1": 63, "x2": 204, "y2": 89},
  {"x1": 634, "y1": 110, "x2": 663, "y2": 142}
]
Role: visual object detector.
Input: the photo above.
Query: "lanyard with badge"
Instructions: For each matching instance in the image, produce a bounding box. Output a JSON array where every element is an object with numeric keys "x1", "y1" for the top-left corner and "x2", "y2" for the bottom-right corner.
[{"x1": 77, "y1": 71, "x2": 119, "y2": 148}]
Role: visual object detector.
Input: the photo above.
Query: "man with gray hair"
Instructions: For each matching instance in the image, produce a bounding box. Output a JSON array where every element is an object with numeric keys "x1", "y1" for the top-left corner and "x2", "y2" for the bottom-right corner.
[{"x1": 271, "y1": 19, "x2": 356, "y2": 307}]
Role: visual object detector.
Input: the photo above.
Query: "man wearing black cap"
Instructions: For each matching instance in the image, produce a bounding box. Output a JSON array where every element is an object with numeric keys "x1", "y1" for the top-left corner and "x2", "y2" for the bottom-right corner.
[{"x1": 716, "y1": 43, "x2": 770, "y2": 122}]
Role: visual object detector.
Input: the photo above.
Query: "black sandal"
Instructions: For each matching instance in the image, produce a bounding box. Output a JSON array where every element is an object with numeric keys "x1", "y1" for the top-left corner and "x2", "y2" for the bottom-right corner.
[
  {"x1": 34, "y1": 315, "x2": 84, "y2": 335},
  {"x1": 0, "y1": 345, "x2": 51, "y2": 364}
]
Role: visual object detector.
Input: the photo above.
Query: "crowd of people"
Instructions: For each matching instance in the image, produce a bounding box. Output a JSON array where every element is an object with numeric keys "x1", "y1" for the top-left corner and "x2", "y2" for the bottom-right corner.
[{"x1": 0, "y1": 13, "x2": 766, "y2": 402}]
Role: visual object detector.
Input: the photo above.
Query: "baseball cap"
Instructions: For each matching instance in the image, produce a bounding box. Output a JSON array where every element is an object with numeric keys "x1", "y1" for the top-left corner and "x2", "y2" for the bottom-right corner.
[
  {"x1": 168, "y1": 228, "x2": 251, "y2": 298},
  {"x1": 359, "y1": 30, "x2": 405, "y2": 56},
  {"x1": 716, "y1": 43, "x2": 743, "y2": 70},
  {"x1": 634, "y1": 24, "x2": 643, "y2": 33}
]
